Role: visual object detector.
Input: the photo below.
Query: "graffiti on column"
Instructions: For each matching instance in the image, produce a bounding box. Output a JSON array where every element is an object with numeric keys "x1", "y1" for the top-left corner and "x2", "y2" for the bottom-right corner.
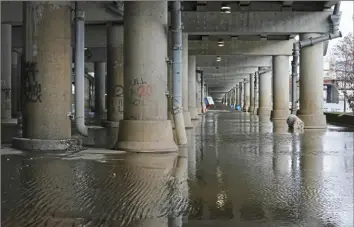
[
  {"x1": 127, "y1": 78, "x2": 152, "y2": 106},
  {"x1": 1, "y1": 88, "x2": 11, "y2": 110},
  {"x1": 24, "y1": 62, "x2": 42, "y2": 103},
  {"x1": 112, "y1": 85, "x2": 124, "y2": 114}
]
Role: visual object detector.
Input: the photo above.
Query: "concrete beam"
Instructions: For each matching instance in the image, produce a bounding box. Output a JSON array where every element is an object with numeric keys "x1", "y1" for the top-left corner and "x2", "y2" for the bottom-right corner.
[
  {"x1": 188, "y1": 39, "x2": 293, "y2": 56},
  {"x1": 197, "y1": 56, "x2": 272, "y2": 68},
  {"x1": 1, "y1": 1, "x2": 123, "y2": 25},
  {"x1": 182, "y1": 11, "x2": 332, "y2": 35},
  {"x1": 201, "y1": 66, "x2": 258, "y2": 74}
]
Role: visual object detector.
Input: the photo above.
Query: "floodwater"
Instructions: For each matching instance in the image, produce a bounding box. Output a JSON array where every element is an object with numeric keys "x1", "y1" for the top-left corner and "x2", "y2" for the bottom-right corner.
[{"x1": 1, "y1": 110, "x2": 353, "y2": 227}]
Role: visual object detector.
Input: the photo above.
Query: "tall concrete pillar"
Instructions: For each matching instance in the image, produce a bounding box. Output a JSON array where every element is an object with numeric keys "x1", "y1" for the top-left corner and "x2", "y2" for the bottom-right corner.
[
  {"x1": 196, "y1": 71, "x2": 202, "y2": 115},
  {"x1": 248, "y1": 74, "x2": 255, "y2": 112},
  {"x1": 243, "y1": 79, "x2": 250, "y2": 112},
  {"x1": 115, "y1": 2, "x2": 178, "y2": 152},
  {"x1": 13, "y1": 2, "x2": 73, "y2": 151},
  {"x1": 238, "y1": 82, "x2": 243, "y2": 107},
  {"x1": 233, "y1": 87, "x2": 237, "y2": 106},
  {"x1": 11, "y1": 52, "x2": 21, "y2": 118},
  {"x1": 271, "y1": 56, "x2": 290, "y2": 120},
  {"x1": 297, "y1": 33, "x2": 326, "y2": 129},
  {"x1": 257, "y1": 68, "x2": 272, "y2": 119},
  {"x1": 1, "y1": 24, "x2": 13, "y2": 122},
  {"x1": 235, "y1": 85, "x2": 240, "y2": 107},
  {"x1": 182, "y1": 33, "x2": 193, "y2": 128},
  {"x1": 253, "y1": 73, "x2": 259, "y2": 114},
  {"x1": 94, "y1": 62, "x2": 106, "y2": 122},
  {"x1": 188, "y1": 56, "x2": 199, "y2": 120},
  {"x1": 104, "y1": 25, "x2": 123, "y2": 126}
]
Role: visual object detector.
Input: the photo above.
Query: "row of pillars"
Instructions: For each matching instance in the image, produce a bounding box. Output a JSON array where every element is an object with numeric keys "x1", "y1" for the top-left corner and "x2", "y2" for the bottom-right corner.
[
  {"x1": 1, "y1": 2, "x2": 206, "y2": 151},
  {"x1": 223, "y1": 38, "x2": 327, "y2": 130}
]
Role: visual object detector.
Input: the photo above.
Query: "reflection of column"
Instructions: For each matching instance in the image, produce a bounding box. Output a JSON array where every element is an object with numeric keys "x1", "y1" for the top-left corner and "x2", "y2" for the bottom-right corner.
[
  {"x1": 94, "y1": 62, "x2": 106, "y2": 122},
  {"x1": 299, "y1": 130, "x2": 326, "y2": 225},
  {"x1": 187, "y1": 128, "x2": 196, "y2": 180},
  {"x1": 115, "y1": 2, "x2": 178, "y2": 152},
  {"x1": 297, "y1": 33, "x2": 326, "y2": 129},
  {"x1": 1, "y1": 24, "x2": 13, "y2": 121},
  {"x1": 243, "y1": 79, "x2": 250, "y2": 112}
]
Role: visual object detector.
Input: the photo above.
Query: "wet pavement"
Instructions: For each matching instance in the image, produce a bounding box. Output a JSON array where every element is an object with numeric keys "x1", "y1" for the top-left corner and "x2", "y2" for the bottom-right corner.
[{"x1": 2, "y1": 110, "x2": 354, "y2": 227}]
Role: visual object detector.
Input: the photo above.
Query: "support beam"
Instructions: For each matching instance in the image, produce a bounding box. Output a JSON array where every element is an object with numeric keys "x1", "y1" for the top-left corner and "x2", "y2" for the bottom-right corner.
[
  {"x1": 197, "y1": 56, "x2": 272, "y2": 68},
  {"x1": 182, "y1": 11, "x2": 332, "y2": 35},
  {"x1": 200, "y1": 66, "x2": 258, "y2": 74},
  {"x1": 188, "y1": 40, "x2": 293, "y2": 56}
]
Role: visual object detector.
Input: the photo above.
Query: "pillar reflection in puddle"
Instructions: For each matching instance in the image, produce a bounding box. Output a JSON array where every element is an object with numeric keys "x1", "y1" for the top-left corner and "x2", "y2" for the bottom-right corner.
[
  {"x1": 299, "y1": 130, "x2": 329, "y2": 226},
  {"x1": 122, "y1": 152, "x2": 179, "y2": 227}
]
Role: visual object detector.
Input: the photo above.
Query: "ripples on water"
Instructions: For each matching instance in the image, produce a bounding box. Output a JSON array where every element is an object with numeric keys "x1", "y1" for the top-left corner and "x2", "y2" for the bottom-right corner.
[{"x1": 2, "y1": 111, "x2": 353, "y2": 227}]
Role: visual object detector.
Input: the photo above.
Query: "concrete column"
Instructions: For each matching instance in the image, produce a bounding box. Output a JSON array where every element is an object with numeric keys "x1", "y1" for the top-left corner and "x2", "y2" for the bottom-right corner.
[
  {"x1": 1, "y1": 24, "x2": 13, "y2": 121},
  {"x1": 182, "y1": 33, "x2": 193, "y2": 128},
  {"x1": 105, "y1": 25, "x2": 123, "y2": 123},
  {"x1": 253, "y1": 73, "x2": 259, "y2": 114},
  {"x1": 238, "y1": 82, "x2": 243, "y2": 107},
  {"x1": 257, "y1": 68, "x2": 272, "y2": 119},
  {"x1": 13, "y1": 2, "x2": 73, "y2": 150},
  {"x1": 11, "y1": 52, "x2": 21, "y2": 118},
  {"x1": 228, "y1": 92, "x2": 232, "y2": 106},
  {"x1": 115, "y1": 2, "x2": 178, "y2": 152},
  {"x1": 271, "y1": 56, "x2": 290, "y2": 120},
  {"x1": 243, "y1": 79, "x2": 250, "y2": 112},
  {"x1": 94, "y1": 62, "x2": 106, "y2": 122},
  {"x1": 235, "y1": 85, "x2": 240, "y2": 107},
  {"x1": 297, "y1": 33, "x2": 326, "y2": 129},
  {"x1": 248, "y1": 74, "x2": 255, "y2": 112},
  {"x1": 188, "y1": 56, "x2": 199, "y2": 120},
  {"x1": 233, "y1": 87, "x2": 237, "y2": 106},
  {"x1": 196, "y1": 71, "x2": 202, "y2": 115}
]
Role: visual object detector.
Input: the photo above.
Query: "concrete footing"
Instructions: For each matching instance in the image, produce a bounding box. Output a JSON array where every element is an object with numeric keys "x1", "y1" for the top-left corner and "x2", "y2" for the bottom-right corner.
[
  {"x1": 12, "y1": 137, "x2": 82, "y2": 152},
  {"x1": 257, "y1": 107, "x2": 271, "y2": 118},
  {"x1": 248, "y1": 106, "x2": 255, "y2": 113},
  {"x1": 271, "y1": 109, "x2": 290, "y2": 120},
  {"x1": 183, "y1": 111, "x2": 193, "y2": 128},
  {"x1": 115, "y1": 120, "x2": 178, "y2": 152},
  {"x1": 296, "y1": 113, "x2": 327, "y2": 129},
  {"x1": 189, "y1": 108, "x2": 199, "y2": 120}
]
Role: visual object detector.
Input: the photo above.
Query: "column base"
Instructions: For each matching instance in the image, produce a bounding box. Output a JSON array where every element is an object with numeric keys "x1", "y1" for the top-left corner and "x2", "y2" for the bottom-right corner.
[
  {"x1": 101, "y1": 120, "x2": 120, "y2": 149},
  {"x1": 183, "y1": 111, "x2": 193, "y2": 128},
  {"x1": 242, "y1": 105, "x2": 249, "y2": 112},
  {"x1": 12, "y1": 137, "x2": 83, "y2": 152},
  {"x1": 296, "y1": 112, "x2": 327, "y2": 129},
  {"x1": 271, "y1": 109, "x2": 290, "y2": 120},
  {"x1": 189, "y1": 108, "x2": 199, "y2": 120},
  {"x1": 114, "y1": 120, "x2": 178, "y2": 152},
  {"x1": 1, "y1": 118, "x2": 18, "y2": 124},
  {"x1": 248, "y1": 106, "x2": 255, "y2": 112},
  {"x1": 257, "y1": 107, "x2": 271, "y2": 117}
]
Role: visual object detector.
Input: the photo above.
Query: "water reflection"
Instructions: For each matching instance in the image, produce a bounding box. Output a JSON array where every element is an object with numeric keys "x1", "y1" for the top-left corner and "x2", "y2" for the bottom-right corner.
[
  {"x1": 2, "y1": 151, "x2": 191, "y2": 227},
  {"x1": 2, "y1": 110, "x2": 353, "y2": 227}
]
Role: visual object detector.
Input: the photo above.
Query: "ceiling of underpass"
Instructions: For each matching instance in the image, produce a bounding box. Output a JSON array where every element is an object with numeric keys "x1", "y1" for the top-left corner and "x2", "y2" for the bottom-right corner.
[{"x1": 2, "y1": 1, "x2": 339, "y2": 100}]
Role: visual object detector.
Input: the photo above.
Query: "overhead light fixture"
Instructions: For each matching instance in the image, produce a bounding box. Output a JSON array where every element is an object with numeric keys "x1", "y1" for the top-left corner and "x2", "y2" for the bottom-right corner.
[
  {"x1": 221, "y1": 3, "x2": 231, "y2": 13},
  {"x1": 216, "y1": 56, "x2": 221, "y2": 62},
  {"x1": 217, "y1": 39, "x2": 224, "y2": 47}
]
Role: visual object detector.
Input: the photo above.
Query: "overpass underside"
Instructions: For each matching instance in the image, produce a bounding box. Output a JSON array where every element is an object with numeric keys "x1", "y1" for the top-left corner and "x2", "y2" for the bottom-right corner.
[{"x1": 0, "y1": 1, "x2": 342, "y2": 151}]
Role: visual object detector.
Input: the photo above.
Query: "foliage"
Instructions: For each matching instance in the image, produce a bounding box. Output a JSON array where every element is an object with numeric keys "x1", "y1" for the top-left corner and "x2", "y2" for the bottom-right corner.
[{"x1": 331, "y1": 33, "x2": 354, "y2": 112}]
